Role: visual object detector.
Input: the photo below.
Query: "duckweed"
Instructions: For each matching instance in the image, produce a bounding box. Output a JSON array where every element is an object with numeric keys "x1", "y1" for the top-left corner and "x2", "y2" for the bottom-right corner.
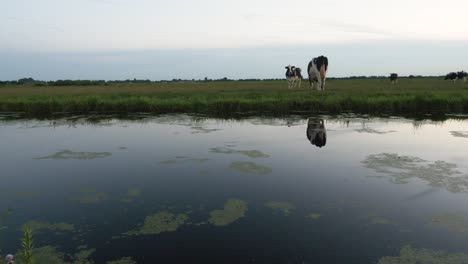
[
  {"x1": 125, "y1": 211, "x2": 189, "y2": 236},
  {"x1": 265, "y1": 202, "x2": 296, "y2": 216},
  {"x1": 34, "y1": 150, "x2": 112, "y2": 160},
  {"x1": 229, "y1": 162, "x2": 272, "y2": 175},
  {"x1": 208, "y1": 199, "x2": 248, "y2": 226},
  {"x1": 377, "y1": 245, "x2": 468, "y2": 264}
]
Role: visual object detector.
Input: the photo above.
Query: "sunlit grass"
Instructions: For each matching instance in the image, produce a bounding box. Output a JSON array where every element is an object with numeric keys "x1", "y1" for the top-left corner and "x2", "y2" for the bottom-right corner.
[{"x1": 1, "y1": 78, "x2": 467, "y2": 116}]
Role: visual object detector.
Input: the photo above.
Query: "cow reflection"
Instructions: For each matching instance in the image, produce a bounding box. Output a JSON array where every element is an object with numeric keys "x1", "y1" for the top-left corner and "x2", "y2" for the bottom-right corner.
[{"x1": 306, "y1": 119, "x2": 327, "y2": 148}]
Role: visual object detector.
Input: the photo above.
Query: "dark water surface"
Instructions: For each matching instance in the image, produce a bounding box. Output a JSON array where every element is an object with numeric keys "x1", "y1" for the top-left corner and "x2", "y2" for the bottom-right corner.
[{"x1": 1, "y1": 115, "x2": 468, "y2": 263}]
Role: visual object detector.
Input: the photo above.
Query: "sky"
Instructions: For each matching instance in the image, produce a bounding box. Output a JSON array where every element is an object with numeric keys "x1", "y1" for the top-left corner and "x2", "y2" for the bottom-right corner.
[{"x1": 1, "y1": 0, "x2": 468, "y2": 80}]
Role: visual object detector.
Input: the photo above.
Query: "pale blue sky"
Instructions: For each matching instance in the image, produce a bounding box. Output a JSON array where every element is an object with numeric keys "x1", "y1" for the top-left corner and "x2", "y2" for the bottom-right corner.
[{"x1": 1, "y1": 0, "x2": 468, "y2": 80}]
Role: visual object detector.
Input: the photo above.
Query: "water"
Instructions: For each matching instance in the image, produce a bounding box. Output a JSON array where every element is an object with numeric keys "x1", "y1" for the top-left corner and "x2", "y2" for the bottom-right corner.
[{"x1": 1, "y1": 114, "x2": 468, "y2": 263}]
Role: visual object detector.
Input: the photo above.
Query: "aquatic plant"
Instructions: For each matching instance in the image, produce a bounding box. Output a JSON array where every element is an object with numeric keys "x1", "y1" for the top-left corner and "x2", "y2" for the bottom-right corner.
[
  {"x1": 428, "y1": 213, "x2": 468, "y2": 234},
  {"x1": 451, "y1": 131, "x2": 468, "y2": 139},
  {"x1": 210, "y1": 147, "x2": 270, "y2": 158},
  {"x1": 208, "y1": 199, "x2": 248, "y2": 226},
  {"x1": 265, "y1": 202, "x2": 296, "y2": 216},
  {"x1": 362, "y1": 153, "x2": 468, "y2": 193},
  {"x1": 106, "y1": 257, "x2": 136, "y2": 264},
  {"x1": 34, "y1": 150, "x2": 112, "y2": 160},
  {"x1": 22, "y1": 221, "x2": 74, "y2": 233},
  {"x1": 20, "y1": 227, "x2": 34, "y2": 264},
  {"x1": 76, "y1": 187, "x2": 107, "y2": 204},
  {"x1": 125, "y1": 211, "x2": 189, "y2": 236},
  {"x1": 355, "y1": 128, "x2": 396, "y2": 134},
  {"x1": 307, "y1": 213, "x2": 322, "y2": 220},
  {"x1": 121, "y1": 188, "x2": 141, "y2": 203},
  {"x1": 378, "y1": 245, "x2": 468, "y2": 264},
  {"x1": 229, "y1": 162, "x2": 272, "y2": 175}
]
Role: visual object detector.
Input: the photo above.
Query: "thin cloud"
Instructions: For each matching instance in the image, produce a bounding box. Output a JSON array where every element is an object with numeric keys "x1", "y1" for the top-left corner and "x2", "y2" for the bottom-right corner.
[
  {"x1": 320, "y1": 20, "x2": 401, "y2": 38},
  {"x1": 6, "y1": 16, "x2": 64, "y2": 33}
]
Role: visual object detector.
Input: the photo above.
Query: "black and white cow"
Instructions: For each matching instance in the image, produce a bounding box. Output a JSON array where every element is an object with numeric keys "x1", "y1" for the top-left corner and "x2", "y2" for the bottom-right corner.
[
  {"x1": 307, "y1": 56, "x2": 328, "y2": 90},
  {"x1": 445, "y1": 72, "x2": 458, "y2": 83},
  {"x1": 457, "y1": 71, "x2": 467, "y2": 83},
  {"x1": 285, "y1": 65, "x2": 303, "y2": 89},
  {"x1": 390, "y1": 73, "x2": 398, "y2": 84},
  {"x1": 306, "y1": 118, "x2": 327, "y2": 148}
]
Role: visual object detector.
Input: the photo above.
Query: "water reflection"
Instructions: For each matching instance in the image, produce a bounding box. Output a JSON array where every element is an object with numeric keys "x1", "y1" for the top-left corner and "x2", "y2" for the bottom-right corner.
[{"x1": 306, "y1": 118, "x2": 327, "y2": 148}]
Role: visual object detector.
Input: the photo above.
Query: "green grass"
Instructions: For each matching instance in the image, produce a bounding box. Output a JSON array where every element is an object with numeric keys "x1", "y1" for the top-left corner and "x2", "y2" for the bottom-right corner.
[{"x1": 1, "y1": 78, "x2": 467, "y2": 117}]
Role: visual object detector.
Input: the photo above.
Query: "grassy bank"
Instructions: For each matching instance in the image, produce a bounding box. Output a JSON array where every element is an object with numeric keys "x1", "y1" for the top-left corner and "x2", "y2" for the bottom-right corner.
[{"x1": 1, "y1": 78, "x2": 467, "y2": 117}]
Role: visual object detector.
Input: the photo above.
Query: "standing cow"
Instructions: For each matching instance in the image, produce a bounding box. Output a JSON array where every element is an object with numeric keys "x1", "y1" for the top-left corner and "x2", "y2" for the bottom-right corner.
[
  {"x1": 390, "y1": 73, "x2": 398, "y2": 84},
  {"x1": 285, "y1": 65, "x2": 303, "y2": 89},
  {"x1": 307, "y1": 56, "x2": 329, "y2": 91},
  {"x1": 457, "y1": 71, "x2": 467, "y2": 83},
  {"x1": 445, "y1": 72, "x2": 458, "y2": 83}
]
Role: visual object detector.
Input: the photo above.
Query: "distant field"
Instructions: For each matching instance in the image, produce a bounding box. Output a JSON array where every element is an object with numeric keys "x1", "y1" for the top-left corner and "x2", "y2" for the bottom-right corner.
[{"x1": 1, "y1": 78, "x2": 467, "y2": 117}]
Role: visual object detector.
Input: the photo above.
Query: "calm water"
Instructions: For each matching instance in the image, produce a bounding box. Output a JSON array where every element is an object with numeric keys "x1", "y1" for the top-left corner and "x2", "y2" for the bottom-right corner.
[{"x1": 1, "y1": 114, "x2": 468, "y2": 263}]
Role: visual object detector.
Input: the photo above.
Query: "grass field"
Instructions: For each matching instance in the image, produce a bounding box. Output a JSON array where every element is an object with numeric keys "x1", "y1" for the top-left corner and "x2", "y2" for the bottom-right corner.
[{"x1": 1, "y1": 78, "x2": 467, "y2": 117}]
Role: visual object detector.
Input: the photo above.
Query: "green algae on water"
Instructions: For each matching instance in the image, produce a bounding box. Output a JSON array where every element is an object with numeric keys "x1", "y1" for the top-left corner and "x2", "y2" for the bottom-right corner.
[
  {"x1": 106, "y1": 257, "x2": 137, "y2": 264},
  {"x1": 34, "y1": 149, "x2": 112, "y2": 160},
  {"x1": 363, "y1": 153, "x2": 468, "y2": 193},
  {"x1": 265, "y1": 202, "x2": 296, "y2": 216},
  {"x1": 22, "y1": 220, "x2": 74, "y2": 233},
  {"x1": 125, "y1": 211, "x2": 189, "y2": 236},
  {"x1": 208, "y1": 199, "x2": 248, "y2": 226},
  {"x1": 307, "y1": 213, "x2": 322, "y2": 220},
  {"x1": 121, "y1": 188, "x2": 141, "y2": 203},
  {"x1": 210, "y1": 147, "x2": 270, "y2": 158},
  {"x1": 451, "y1": 131, "x2": 468, "y2": 139},
  {"x1": 377, "y1": 245, "x2": 468, "y2": 264},
  {"x1": 427, "y1": 213, "x2": 468, "y2": 234},
  {"x1": 229, "y1": 161, "x2": 272, "y2": 175}
]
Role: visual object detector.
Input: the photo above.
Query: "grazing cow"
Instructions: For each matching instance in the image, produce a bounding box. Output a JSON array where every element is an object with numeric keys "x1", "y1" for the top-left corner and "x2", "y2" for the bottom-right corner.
[
  {"x1": 390, "y1": 73, "x2": 398, "y2": 84},
  {"x1": 445, "y1": 72, "x2": 458, "y2": 83},
  {"x1": 308, "y1": 56, "x2": 329, "y2": 90},
  {"x1": 306, "y1": 118, "x2": 327, "y2": 148},
  {"x1": 285, "y1": 65, "x2": 303, "y2": 89},
  {"x1": 457, "y1": 71, "x2": 467, "y2": 83}
]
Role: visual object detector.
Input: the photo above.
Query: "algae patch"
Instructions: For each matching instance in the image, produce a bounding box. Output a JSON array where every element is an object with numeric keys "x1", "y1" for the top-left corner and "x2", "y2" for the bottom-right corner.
[
  {"x1": 121, "y1": 188, "x2": 141, "y2": 203},
  {"x1": 427, "y1": 213, "x2": 468, "y2": 234},
  {"x1": 34, "y1": 149, "x2": 112, "y2": 160},
  {"x1": 210, "y1": 147, "x2": 270, "y2": 158},
  {"x1": 159, "y1": 156, "x2": 210, "y2": 165},
  {"x1": 265, "y1": 202, "x2": 296, "y2": 216},
  {"x1": 363, "y1": 153, "x2": 468, "y2": 193},
  {"x1": 377, "y1": 245, "x2": 468, "y2": 264},
  {"x1": 229, "y1": 162, "x2": 272, "y2": 175},
  {"x1": 22, "y1": 220, "x2": 74, "y2": 233},
  {"x1": 307, "y1": 213, "x2": 322, "y2": 220},
  {"x1": 208, "y1": 199, "x2": 248, "y2": 226},
  {"x1": 106, "y1": 257, "x2": 137, "y2": 264},
  {"x1": 451, "y1": 131, "x2": 468, "y2": 139},
  {"x1": 76, "y1": 187, "x2": 107, "y2": 204},
  {"x1": 125, "y1": 211, "x2": 189, "y2": 236},
  {"x1": 356, "y1": 128, "x2": 396, "y2": 134}
]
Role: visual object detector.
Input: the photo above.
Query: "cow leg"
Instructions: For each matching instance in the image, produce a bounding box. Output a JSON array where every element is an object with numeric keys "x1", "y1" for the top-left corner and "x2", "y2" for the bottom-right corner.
[
  {"x1": 321, "y1": 78, "x2": 326, "y2": 91},
  {"x1": 317, "y1": 79, "x2": 322, "y2": 91},
  {"x1": 309, "y1": 76, "x2": 313, "y2": 89},
  {"x1": 298, "y1": 77, "x2": 302, "y2": 88}
]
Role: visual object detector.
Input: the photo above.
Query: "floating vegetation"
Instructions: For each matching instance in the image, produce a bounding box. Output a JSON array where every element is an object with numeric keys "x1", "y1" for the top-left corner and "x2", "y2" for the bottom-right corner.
[
  {"x1": 362, "y1": 153, "x2": 468, "y2": 193},
  {"x1": 427, "y1": 213, "x2": 468, "y2": 234},
  {"x1": 14, "y1": 246, "x2": 95, "y2": 264},
  {"x1": 208, "y1": 199, "x2": 248, "y2": 226},
  {"x1": 307, "y1": 213, "x2": 322, "y2": 220},
  {"x1": 210, "y1": 147, "x2": 270, "y2": 159},
  {"x1": 355, "y1": 128, "x2": 396, "y2": 134},
  {"x1": 22, "y1": 221, "x2": 74, "y2": 233},
  {"x1": 190, "y1": 126, "x2": 221, "y2": 134},
  {"x1": 451, "y1": 131, "x2": 468, "y2": 139},
  {"x1": 125, "y1": 211, "x2": 189, "y2": 236},
  {"x1": 377, "y1": 245, "x2": 468, "y2": 264},
  {"x1": 76, "y1": 187, "x2": 107, "y2": 204},
  {"x1": 265, "y1": 202, "x2": 296, "y2": 216},
  {"x1": 198, "y1": 169, "x2": 210, "y2": 175},
  {"x1": 229, "y1": 162, "x2": 272, "y2": 175},
  {"x1": 121, "y1": 188, "x2": 141, "y2": 203},
  {"x1": 367, "y1": 213, "x2": 395, "y2": 226},
  {"x1": 159, "y1": 156, "x2": 209, "y2": 165},
  {"x1": 34, "y1": 150, "x2": 112, "y2": 160},
  {"x1": 106, "y1": 257, "x2": 137, "y2": 264}
]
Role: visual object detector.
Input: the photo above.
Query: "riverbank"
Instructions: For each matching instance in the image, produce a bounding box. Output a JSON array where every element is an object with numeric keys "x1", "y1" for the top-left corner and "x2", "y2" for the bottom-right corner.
[{"x1": 1, "y1": 78, "x2": 467, "y2": 117}]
